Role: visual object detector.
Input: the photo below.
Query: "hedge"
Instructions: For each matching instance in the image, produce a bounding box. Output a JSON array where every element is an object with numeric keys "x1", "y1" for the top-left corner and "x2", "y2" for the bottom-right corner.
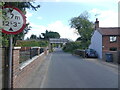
[
  {"x1": 16, "y1": 40, "x2": 48, "y2": 47},
  {"x1": 62, "y1": 41, "x2": 83, "y2": 53}
]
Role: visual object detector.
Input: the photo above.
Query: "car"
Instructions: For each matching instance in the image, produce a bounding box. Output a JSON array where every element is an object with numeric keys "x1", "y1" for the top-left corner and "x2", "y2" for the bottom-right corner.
[{"x1": 85, "y1": 49, "x2": 98, "y2": 58}]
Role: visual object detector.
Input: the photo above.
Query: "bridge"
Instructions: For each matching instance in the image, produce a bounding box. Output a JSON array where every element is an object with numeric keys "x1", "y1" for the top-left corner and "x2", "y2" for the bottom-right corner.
[
  {"x1": 49, "y1": 38, "x2": 69, "y2": 44},
  {"x1": 49, "y1": 38, "x2": 69, "y2": 49}
]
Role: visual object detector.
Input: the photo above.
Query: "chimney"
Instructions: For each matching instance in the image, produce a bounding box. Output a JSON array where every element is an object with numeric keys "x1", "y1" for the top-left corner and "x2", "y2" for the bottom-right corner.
[{"x1": 95, "y1": 18, "x2": 99, "y2": 30}]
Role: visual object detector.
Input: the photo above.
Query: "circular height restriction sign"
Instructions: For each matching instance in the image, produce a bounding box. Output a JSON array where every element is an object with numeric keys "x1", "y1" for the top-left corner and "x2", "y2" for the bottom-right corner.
[{"x1": 2, "y1": 6, "x2": 26, "y2": 34}]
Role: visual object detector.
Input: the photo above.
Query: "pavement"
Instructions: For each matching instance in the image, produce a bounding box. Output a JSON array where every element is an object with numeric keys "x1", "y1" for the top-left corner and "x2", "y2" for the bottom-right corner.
[
  {"x1": 23, "y1": 48, "x2": 118, "y2": 88},
  {"x1": 83, "y1": 58, "x2": 118, "y2": 74}
]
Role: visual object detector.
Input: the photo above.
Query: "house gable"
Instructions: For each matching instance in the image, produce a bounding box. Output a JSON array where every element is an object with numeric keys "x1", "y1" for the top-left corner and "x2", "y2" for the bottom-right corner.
[{"x1": 89, "y1": 30, "x2": 102, "y2": 59}]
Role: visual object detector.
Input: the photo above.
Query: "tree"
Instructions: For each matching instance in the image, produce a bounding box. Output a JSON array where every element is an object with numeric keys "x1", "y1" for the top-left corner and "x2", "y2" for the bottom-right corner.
[
  {"x1": 76, "y1": 37, "x2": 82, "y2": 41},
  {"x1": 12, "y1": 23, "x2": 32, "y2": 46},
  {"x1": 4, "y1": 2, "x2": 40, "y2": 11},
  {"x1": 37, "y1": 35, "x2": 43, "y2": 40},
  {"x1": 2, "y1": 2, "x2": 40, "y2": 47},
  {"x1": 41, "y1": 30, "x2": 60, "y2": 40},
  {"x1": 62, "y1": 41, "x2": 82, "y2": 53},
  {"x1": 30, "y1": 34, "x2": 37, "y2": 40},
  {"x1": 70, "y1": 11, "x2": 94, "y2": 49}
]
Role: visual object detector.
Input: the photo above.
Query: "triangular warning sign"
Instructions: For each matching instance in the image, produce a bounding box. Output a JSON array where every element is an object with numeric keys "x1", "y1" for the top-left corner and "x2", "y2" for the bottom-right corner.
[{"x1": 9, "y1": 28, "x2": 13, "y2": 31}]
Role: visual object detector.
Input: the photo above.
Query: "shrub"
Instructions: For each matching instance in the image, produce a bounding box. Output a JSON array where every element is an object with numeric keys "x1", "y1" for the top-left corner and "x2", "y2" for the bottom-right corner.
[
  {"x1": 62, "y1": 41, "x2": 82, "y2": 53},
  {"x1": 16, "y1": 40, "x2": 48, "y2": 47}
]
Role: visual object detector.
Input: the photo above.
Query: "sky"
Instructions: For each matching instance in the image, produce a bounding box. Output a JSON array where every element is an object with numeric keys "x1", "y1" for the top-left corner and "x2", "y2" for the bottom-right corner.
[{"x1": 25, "y1": 0, "x2": 119, "y2": 41}]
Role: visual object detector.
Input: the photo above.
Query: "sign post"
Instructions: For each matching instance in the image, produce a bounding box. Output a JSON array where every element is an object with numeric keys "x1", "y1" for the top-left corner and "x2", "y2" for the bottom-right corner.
[
  {"x1": 8, "y1": 35, "x2": 13, "y2": 89},
  {"x1": 2, "y1": 6, "x2": 26, "y2": 89}
]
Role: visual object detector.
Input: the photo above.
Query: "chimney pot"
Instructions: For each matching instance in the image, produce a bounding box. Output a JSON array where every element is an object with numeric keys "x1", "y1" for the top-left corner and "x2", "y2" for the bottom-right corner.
[
  {"x1": 95, "y1": 18, "x2": 99, "y2": 29},
  {"x1": 96, "y1": 18, "x2": 98, "y2": 21}
]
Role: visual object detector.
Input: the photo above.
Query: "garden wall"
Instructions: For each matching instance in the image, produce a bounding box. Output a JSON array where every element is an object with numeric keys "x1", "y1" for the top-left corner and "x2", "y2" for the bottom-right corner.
[{"x1": 12, "y1": 47, "x2": 49, "y2": 88}]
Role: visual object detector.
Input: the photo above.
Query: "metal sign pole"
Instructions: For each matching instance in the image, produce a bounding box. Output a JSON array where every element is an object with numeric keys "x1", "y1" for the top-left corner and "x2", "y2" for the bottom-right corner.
[{"x1": 8, "y1": 35, "x2": 13, "y2": 89}]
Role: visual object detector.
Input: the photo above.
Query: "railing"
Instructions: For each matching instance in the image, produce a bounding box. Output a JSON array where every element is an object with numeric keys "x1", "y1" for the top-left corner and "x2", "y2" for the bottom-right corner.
[
  {"x1": 19, "y1": 47, "x2": 45, "y2": 64},
  {"x1": 19, "y1": 48, "x2": 31, "y2": 64},
  {"x1": 30, "y1": 48, "x2": 39, "y2": 59},
  {"x1": 39, "y1": 48, "x2": 44, "y2": 54}
]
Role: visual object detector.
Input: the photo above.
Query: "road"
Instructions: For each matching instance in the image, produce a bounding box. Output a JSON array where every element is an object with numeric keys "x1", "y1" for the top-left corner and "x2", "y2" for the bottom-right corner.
[{"x1": 42, "y1": 48, "x2": 118, "y2": 88}]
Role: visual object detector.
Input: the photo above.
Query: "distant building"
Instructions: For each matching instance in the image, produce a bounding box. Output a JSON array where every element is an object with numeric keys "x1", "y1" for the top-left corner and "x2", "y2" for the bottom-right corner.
[
  {"x1": 89, "y1": 19, "x2": 120, "y2": 63},
  {"x1": 49, "y1": 38, "x2": 69, "y2": 44},
  {"x1": 49, "y1": 38, "x2": 69, "y2": 49}
]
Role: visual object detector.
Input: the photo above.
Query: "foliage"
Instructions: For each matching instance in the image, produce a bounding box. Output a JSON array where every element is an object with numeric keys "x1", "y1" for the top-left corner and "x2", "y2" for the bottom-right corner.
[
  {"x1": 2, "y1": 33, "x2": 9, "y2": 47},
  {"x1": 76, "y1": 37, "x2": 82, "y2": 41},
  {"x1": 27, "y1": 30, "x2": 60, "y2": 41},
  {"x1": 4, "y1": 2, "x2": 40, "y2": 11},
  {"x1": 70, "y1": 11, "x2": 94, "y2": 49},
  {"x1": 30, "y1": 34, "x2": 38, "y2": 40},
  {"x1": 0, "y1": 2, "x2": 4, "y2": 47},
  {"x1": 62, "y1": 41, "x2": 82, "y2": 53},
  {"x1": 0, "y1": 32, "x2": 2, "y2": 47},
  {"x1": 16, "y1": 40, "x2": 48, "y2": 47},
  {"x1": 41, "y1": 30, "x2": 60, "y2": 40},
  {"x1": 27, "y1": 34, "x2": 42, "y2": 40}
]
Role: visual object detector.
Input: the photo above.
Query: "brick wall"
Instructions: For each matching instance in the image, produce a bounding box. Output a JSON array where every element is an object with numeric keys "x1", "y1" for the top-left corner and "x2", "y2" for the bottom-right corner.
[
  {"x1": 102, "y1": 51, "x2": 119, "y2": 63},
  {"x1": 12, "y1": 47, "x2": 49, "y2": 88},
  {"x1": 102, "y1": 36, "x2": 119, "y2": 51},
  {"x1": 102, "y1": 36, "x2": 120, "y2": 63}
]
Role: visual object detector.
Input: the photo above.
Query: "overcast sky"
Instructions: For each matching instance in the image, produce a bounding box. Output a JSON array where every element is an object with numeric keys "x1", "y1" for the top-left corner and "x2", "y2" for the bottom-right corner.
[{"x1": 25, "y1": 0, "x2": 119, "y2": 41}]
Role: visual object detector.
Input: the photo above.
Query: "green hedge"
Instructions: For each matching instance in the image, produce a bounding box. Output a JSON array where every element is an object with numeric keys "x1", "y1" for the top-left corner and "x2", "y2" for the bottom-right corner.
[
  {"x1": 62, "y1": 41, "x2": 83, "y2": 53},
  {"x1": 16, "y1": 40, "x2": 48, "y2": 47}
]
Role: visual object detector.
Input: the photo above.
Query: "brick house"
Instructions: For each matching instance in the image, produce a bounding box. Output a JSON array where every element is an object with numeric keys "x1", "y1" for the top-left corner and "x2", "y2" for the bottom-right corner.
[{"x1": 89, "y1": 19, "x2": 120, "y2": 63}]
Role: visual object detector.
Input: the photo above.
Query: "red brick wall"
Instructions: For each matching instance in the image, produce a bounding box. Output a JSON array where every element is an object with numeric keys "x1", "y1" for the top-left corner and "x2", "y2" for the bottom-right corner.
[
  {"x1": 102, "y1": 36, "x2": 120, "y2": 63},
  {"x1": 12, "y1": 47, "x2": 48, "y2": 88},
  {"x1": 102, "y1": 36, "x2": 119, "y2": 51},
  {"x1": 102, "y1": 51, "x2": 119, "y2": 63},
  {"x1": 20, "y1": 47, "x2": 31, "y2": 51}
]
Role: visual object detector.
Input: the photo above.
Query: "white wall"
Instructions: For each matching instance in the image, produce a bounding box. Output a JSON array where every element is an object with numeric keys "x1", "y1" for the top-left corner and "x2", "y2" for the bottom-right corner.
[{"x1": 89, "y1": 30, "x2": 102, "y2": 59}]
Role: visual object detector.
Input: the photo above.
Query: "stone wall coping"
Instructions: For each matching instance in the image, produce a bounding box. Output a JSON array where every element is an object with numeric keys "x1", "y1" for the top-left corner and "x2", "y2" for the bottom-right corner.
[
  {"x1": 31, "y1": 47, "x2": 41, "y2": 49},
  {"x1": 13, "y1": 47, "x2": 21, "y2": 50}
]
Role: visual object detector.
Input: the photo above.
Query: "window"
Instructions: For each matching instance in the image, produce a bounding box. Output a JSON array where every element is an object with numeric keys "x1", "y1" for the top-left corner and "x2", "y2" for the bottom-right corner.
[
  {"x1": 109, "y1": 47, "x2": 117, "y2": 51},
  {"x1": 110, "y1": 36, "x2": 117, "y2": 42}
]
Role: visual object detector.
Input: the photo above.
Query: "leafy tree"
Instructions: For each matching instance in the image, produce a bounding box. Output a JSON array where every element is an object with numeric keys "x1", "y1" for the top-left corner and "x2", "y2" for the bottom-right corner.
[
  {"x1": 76, "y1": 37, "x2": 82, "y2": 41},
  {"x1": 30, "y1": 34, "x2": 37, "y2": 40},
  {"x1": 41, "y1": 30, "x2": 60, "y2": 40},
  {"x1": 4, "y1": 2, "x2": 40, "y2": 11},
  {"x1": 37, "y1": 35, "x2": 43, "y2": 40},
  {"x1": 63, "y1": 41, "x2": 82, "y2": 53},
  {"x1": 0, "y1": 2, "x2": 5, "y2": 47},
  {"x1": 29, "y1": 34, "x2": 44, "y2": 40},
  {"x1": 70, "y1": 11, "x2": 94, "y2": 49}
]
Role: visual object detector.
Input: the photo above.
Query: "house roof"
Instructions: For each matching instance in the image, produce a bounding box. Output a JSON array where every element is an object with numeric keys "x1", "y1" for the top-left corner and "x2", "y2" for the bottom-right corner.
[
  {"x1": 97, "y1": 27, "x2": 120, "y2": 36},
  {"x1": 49, "y1": 38, "x2": 69, "y2": 43}
]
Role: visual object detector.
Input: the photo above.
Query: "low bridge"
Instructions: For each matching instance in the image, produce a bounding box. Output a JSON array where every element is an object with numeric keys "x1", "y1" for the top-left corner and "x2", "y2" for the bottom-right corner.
[{"x1": 49, "y1": 38, "x2": 69, "y2": 50}]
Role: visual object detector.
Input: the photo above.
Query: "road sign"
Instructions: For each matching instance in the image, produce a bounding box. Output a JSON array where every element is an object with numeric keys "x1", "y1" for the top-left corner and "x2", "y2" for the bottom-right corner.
[
  {"x1": 2, "y1": 6, "x2": 26, "y2": 88},
  {"x1": 2, "y1": 6, "x2": 26, "y2": 34}
]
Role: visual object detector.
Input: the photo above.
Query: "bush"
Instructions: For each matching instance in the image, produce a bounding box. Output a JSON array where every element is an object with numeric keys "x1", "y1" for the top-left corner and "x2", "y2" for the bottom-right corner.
[
  {"x1": 16, "y1": 40, "x2": 48, "y2": 47},
  {"x1": 62, "y1": 41, "x2": 82, "y2": 53}
]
